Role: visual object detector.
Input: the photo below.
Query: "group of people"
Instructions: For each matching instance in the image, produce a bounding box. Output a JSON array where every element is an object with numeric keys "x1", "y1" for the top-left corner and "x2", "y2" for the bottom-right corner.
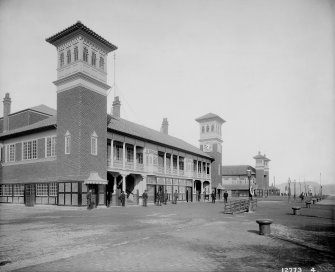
[
  {"x1": 141, "y1": 189, "x2": 179, "y2": 207},
  {"x1": 88, "y1": 187, "x2": 230, "y2": 209}
]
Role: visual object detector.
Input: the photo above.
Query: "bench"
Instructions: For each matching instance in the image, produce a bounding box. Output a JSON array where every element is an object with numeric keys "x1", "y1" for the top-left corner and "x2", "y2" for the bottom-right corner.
[
  {"x1": 292, "y1": 206, "x2": 301, "y2": 215},
  {"x1": 256, "y1": 219, "x2": 273, "y2": 235}
]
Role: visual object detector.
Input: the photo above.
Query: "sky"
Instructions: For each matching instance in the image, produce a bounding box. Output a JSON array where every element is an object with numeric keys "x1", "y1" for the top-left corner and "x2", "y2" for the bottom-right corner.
[{"x1": 0, "y1": 0, "x2": 334, "y2": 185}]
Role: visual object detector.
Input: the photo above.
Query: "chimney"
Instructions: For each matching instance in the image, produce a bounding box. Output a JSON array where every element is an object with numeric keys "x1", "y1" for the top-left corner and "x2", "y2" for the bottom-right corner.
[
  {"x1": 3, "y1": 93, "x2": 11, "y2": 131},
  {"x1": 160, "y1": 118, "x2": 169, "y2": 134},
  {"x1": 112, "y1": 96, "x2": 121, "y2": 118}
]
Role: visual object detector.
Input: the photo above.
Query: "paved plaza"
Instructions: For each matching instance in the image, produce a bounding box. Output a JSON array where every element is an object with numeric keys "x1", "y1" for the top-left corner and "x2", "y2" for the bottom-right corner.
[{"x1": 0, "y1": 196, "x2": 334, "y2": 272}]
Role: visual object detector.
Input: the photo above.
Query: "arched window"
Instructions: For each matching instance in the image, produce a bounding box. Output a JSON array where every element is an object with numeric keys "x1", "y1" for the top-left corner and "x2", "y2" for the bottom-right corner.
[
  {"x1": 66, "y1": 50, "x2": 71, "y2": 64},
  {"x1": 60, "y1": 52, "x2": 64, "y2": 67},
  {"x1": 65, "y1": 131, "x2": 71, "y2": 154},
  {"x1": 99, "y1": 57, "x2": 104, "y2": 70},
  {"x1": 91, "y1": 52, "x2": 96, "y2": 66},
  {"x1": 206, "y1": 125, "x2": 209, "y2": 132},
  {"x1": 211, "y1": 124, "x2": 214, "y2": 132},
  {"x1": 91, "y1": 131, "x2": 98, "y2": 155},
  {"x1": 83, "y1": 47, "x2": 88, "y2": 62},
  {"x1": 74, "y1": 46, "x2": 78, "y2": 61},
  {"x1": 202, "y1": 126, "x2": 205, "y2": 133}
]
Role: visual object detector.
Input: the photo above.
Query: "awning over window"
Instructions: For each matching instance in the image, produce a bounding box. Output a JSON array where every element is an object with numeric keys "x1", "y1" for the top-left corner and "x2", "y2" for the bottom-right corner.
[{"x1": 84, "y1": 172, "x2": 107, "y2": 185}]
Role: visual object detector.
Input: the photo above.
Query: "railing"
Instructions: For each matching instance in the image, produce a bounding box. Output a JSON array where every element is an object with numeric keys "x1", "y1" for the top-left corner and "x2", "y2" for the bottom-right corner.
[
  {"x1": 136, "y1": 163, "x2": 144, "y2": 171},
  {"x1": 158, "y1": 165, "x2": 164, "y2": 173},
  {"x1": 125, "y1": 162, "x2": 134, "y2": 170},
  {"x1": 113, "y1": 160, "x2": 123, "y2": 169},
  {"x1": 179, "y1": 170, "x2": 184, "y2": 176},
  {"x1": 223, "y1": 199, "x2": 257, "y2": 214}
]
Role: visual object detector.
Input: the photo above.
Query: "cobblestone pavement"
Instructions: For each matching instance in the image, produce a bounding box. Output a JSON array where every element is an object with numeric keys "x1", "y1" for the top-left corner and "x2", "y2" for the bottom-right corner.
[{"x1": 0, "y1": 196, "x2": 334, "y2": 272}]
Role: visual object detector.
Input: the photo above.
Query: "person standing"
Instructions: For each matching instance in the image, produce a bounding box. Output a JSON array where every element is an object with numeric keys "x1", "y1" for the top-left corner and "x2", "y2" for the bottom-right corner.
[
  {"x1": 156, "y1": 188, "x2": 162, "y2": 206},
  {"x1": 173, "y1": 190, "x2": 178, "y2": 204},
  {"x1": 223, "y1": 191, "x2": 228, "y2": 203},
  {"x1": 119, "y1": 191, "x2": 126, "y2": 207},
  {"x1": 211, "y1": 190, "x2": 216, "y2": 204},
  {"x1": 142, "y1": 190, "x2": 148, "y2": 207},
  {"x1": 164, "y1": 189, "x2": 168, "y2": 205},
  {"x1": 87, "y1": 189, "x2": 93, "y2": 210}
]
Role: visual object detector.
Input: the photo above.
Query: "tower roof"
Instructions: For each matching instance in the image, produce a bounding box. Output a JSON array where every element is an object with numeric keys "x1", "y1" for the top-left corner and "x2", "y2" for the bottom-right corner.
[
  {"x1": 195, "y1": 113, "x2": 225, "y2": 124},
  {"x1": 253, "y1": 151, "x2": 271, "y2": 161},
  {"x1": 46, "y1": 21, "x2": 117, "y2": 52}
]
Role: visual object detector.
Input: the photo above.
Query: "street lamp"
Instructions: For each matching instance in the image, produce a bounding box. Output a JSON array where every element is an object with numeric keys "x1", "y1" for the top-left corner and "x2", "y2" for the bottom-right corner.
[
  {"x1": 247, "y1": 169, "x2": 252, "y2": 200},
  {"x1": 288, "y1": 178, "x2": 291, "y2": 203}
]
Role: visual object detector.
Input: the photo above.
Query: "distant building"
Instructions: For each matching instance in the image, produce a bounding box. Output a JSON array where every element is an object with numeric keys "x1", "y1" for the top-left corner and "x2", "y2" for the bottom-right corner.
[{"x1": 220, "y1": 152, "x2": 279, "y2": 197}]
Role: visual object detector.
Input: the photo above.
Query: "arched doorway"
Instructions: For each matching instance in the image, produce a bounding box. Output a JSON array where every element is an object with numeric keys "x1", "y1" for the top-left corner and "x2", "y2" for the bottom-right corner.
[
  {"x1": 106, "y1": 173, "x2": 115, "y2": 207},
  {"x1": 126, "y1": 175, "x2": 136, "y2": 205},
  {"x1": 195, "y1": 180, "x2": 202, "y2": 201}
]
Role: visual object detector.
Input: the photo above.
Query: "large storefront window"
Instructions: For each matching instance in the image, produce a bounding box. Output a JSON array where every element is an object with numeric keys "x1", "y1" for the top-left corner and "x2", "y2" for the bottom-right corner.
[
  {"x1": 36, "y1": 184, "x2": 48, "y2": 196},
  {"x1": 13, "y1": 184, "x2": 24, "y2": 196},
  {"x1": 0, "y1": 185, "x2": 13, "y2": 196}
]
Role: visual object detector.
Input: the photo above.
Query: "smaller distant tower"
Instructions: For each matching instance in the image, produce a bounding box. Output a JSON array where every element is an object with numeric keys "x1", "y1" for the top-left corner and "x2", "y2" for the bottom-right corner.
[
  {"x1": 253, "y1": 152, "x2": 271, "y2": 192},
  {"x1": 160, "y1": 118, "x2": 169, "y2": 134}
]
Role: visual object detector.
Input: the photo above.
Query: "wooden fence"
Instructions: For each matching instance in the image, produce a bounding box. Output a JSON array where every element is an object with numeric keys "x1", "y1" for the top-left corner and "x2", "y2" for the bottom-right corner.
[{"x1": 224, "y1": 199, "x2": 258, "y2": 214}]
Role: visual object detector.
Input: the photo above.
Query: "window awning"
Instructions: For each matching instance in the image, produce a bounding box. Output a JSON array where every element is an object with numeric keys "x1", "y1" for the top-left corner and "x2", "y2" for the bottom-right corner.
[{"x1": 84, "y1": 172, "x2": 107, "y2": 185}]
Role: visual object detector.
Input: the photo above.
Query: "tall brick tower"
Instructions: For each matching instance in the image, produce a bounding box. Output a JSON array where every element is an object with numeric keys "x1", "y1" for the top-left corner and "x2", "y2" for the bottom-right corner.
[
  {"x1": 195, "y1": 113, "x2": 225, "y2": 191},
  {"x1": 253, "y1": 152, "x2": 271, "y2": 194},
  {"x1": 46, "y1": 22, "x2": 117, "y2": 184}
]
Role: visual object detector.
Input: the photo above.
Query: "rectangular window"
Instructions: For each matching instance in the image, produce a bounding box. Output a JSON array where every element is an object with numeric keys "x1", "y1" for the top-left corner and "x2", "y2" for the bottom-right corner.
[
  {"x1": 173, "y1": 156, "x2": 177, "y2": 169},
  {"x1": 114, "y1": 143, "x2": 123, "y2": 161},
  {"x1": 36, "y1": 184, "x2": 48, "y2": 196},
  {"x1": 74, "y1": 46, "x2": 78, "y2": 61},
  {"x1": 46, "y1": 136, "x2": 56, "y2": 157},
  {"x1": 179, "y1": 157, "x2": 184, "y2": 170},
  {"x1": 126, "y1": 146, "x2": 134, "y2": 162},
  {"x1": 49, "y1": 183, "x2": 57, "y2": 196},
  {"x1": 23, "y1": 140, "x2": 37, "y2": 160},
  {"x1": 13, "y1": 184, "x2": 24, "y2": 196},
  {"x1": 0, "y1": 184, "x2": 12, "y2": 196},
  {"x1": 65, "y1": 135, "x2": 71, "y2": 154},
  {"x1": 136, "y1": 153, "x2": 143, "y2": 164},
  {"x1": 6, "y1": 144, "x2": 15, "y2": 162},
  {"x1": 91, "y1": 136, "x2": 98, "y2": 155}
]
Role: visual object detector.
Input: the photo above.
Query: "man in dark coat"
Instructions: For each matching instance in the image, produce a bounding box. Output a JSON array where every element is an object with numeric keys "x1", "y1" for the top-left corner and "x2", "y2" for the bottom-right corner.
[
  {"x1": 142, "y1": 190, "x2": 148, "y2": 207},
  {"x1": 223, "y1": 191, "x2": 228, "y2": 203},
  {"x1": 173, "y1": 190, "x2": 178, "y2": 204},
  {"x1": 119, "y1": 191, "x2": 126, "y2": 207},
  {"x1": 87, "y1": 189, "x2": 93, "y2": 210},
  {"x1": 211, "y1": 190, "x2": 216, "y2": 204},
  {"x1": 156, "y1": 189, "x2": 162, "y2": 206}
]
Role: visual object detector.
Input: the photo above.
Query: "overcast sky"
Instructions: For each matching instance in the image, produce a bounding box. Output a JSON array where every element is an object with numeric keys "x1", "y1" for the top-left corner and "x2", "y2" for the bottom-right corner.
[{"x1": 0, "y1": 0, "x2": 334, "y2": 185}]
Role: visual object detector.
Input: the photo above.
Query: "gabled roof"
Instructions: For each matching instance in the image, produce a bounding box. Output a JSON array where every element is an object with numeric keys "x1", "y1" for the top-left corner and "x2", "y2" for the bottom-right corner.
[
  {"x1": 29, "y1": 105, "x2": 57, "y2": 116},
  {"x1": 195, "y1": 113, "x2": 225, "y2": 124},
  {"x1": 0, "y1": 116, "x2": 56, "y2": 139},
  {"x1": 108, "y1": 116, "x2": 212, "y2": 160},
  {"x1": 0, "y1": 104, "x2": 56, "y2": 120},
  {"x1": 46, "y1": 21, "x2": 117, "y2": 52},
  {"x1": 222, "y1": 165, "x2": 255, "y2": 176}
]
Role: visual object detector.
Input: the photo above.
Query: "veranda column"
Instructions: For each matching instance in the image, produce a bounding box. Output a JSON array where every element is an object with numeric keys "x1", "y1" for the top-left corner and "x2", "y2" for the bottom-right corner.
[
  {"x1": 201, "y1": 180, "x2": 204, "y2": 201},
  {"x1": 110, "y1": 140, "x2": 114, "y2": 168},
  {"x1": 123, "y1": 142, "x2": 126, "y2": 169},
  {"x1": 177, "y1": 156, "x2": 180, "y2": 176},
  {"x1": 111, "y1": 174, "x2": 118, "y2": 206},
  {"x1": 171, "y1": 154, "x2": 173, "y2": 174},
  {"x1": 133, "y1": 145, "x2": 136, "y2": 170},
  {"x1": 122, "y1": 174, "x2": 127, "y2": 206},
  {"x1": 164, "y1": 152, "x2": 167, "y2": 174}
]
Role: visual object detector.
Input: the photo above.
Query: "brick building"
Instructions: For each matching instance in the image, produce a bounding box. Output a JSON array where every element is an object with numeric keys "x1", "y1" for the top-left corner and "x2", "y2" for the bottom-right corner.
[{"x1": 0, "y1": 22, "x2": 225, "y2": 207}]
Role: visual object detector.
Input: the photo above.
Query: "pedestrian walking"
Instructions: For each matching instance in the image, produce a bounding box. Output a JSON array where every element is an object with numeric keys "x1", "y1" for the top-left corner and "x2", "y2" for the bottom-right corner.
[
  {"x1": 164, "y1": 190, "x2": 168, "y2": 205},
  {"x1": 156, "y1": 189, "x2": 162, "y2": 206},
  {"x1": 119, "y1": 191, "x2": 126, "y2": 207},
  {"x1": 211, "y1": 190, "x2": 216, "y2": 204},
  {"x1": 142, "y1": 190, "x2": 148, "y2": 207},
  {"x1": 87, "y1": 189, "x2": 93, "y2": 210},
  {"x1": 223, "y1": 190, "x2": 228, "y2": 203},
  {"x1": 173, "y1": 190, "x2": 178, "y2": 204}
]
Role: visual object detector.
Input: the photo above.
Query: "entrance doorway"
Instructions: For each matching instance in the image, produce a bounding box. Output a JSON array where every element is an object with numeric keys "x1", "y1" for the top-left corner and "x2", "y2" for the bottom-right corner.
[
  {"x1": 195, "y1": 180, "x2": 201, "y2": 201},
  {"x1": 24, "y1": 184, "x2": 35, "y2": 207},
  {"x1": 126, "y1": 175, "x2": 136, "y2": 205},
  {"x1": 185, "y1": 187, "x2": 192, "y2": 202},
  {"x1": 106, "y1": 173, "x2": 115, "y2": 206}
]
